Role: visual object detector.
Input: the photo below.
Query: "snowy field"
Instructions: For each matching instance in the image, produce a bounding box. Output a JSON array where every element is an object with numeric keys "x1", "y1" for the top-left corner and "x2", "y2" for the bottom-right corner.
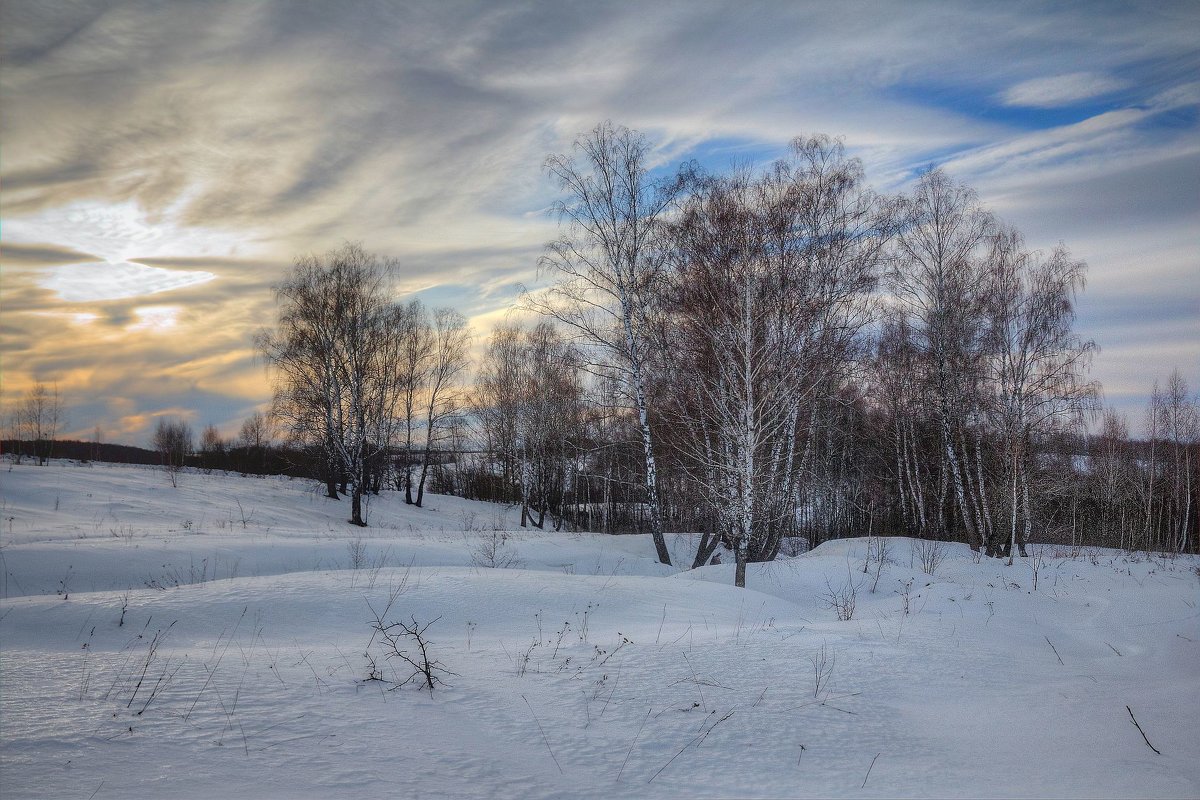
[{"x1": 1, "y1": 461, "x2": 1197, "y2": 799}]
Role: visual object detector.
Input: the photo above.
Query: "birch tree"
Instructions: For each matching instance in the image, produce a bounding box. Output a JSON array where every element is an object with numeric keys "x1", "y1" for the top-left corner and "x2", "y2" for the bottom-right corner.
[
  {"x1": 1158, "y1": 370, "x2": 1197, "y2": 553},
  {"x1": 1142, "y1": 370, "x2": 1198, "y2": 553},
  {"x1": 413, "y1": 308, "x2": 471, "y2": 508},
  {"x1": 984, "y1": 228, "x2": 1098, "y2": 561},
  {"x1": 890, "y1": 169, "x2": 994, "y2": 551},
  {"x1": 394, "y1": 300, "x2": 435, "y2": 503},
  {"x1": 476, "y1": 322, "x2": 584, "y2": 528},
  {"x1": 661, "y1": 137, "x2": 893, "y2": 586},
  {"x1": 875, "y1": 312, "x2": 935, "y2": 538},
  {"x1": 261, "y1": 243, "x2": 403, "y2": 526},
  {"x1": 153, "y1": 418, "x2": 192, "y2": 487},
  {"x1": 529, "y1": 121, "x2": 684, "y2": 565},
  {"x1": 7, "y1": 383, "x2": 64, "y2": 466}
]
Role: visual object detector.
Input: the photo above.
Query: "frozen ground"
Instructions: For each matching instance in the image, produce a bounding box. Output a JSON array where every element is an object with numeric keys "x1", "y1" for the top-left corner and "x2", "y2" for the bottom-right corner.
[{"x1": 1, "y1": 460, "x2": 1197, "y2": 799}]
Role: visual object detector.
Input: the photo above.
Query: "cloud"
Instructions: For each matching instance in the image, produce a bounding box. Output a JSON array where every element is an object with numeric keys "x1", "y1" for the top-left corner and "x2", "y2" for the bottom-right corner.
[
  {"x1": 40, "y1": 262, "x2": 216, "y2": 302},
  {"x1": 1, "y1": 0, "x2": 1197, "y2": 440},
  {"x1": 1, "y1": 242, "x2": 103, "y2": 267},
  {"x1": 1001, "y1": 72, "x2": 1129, "y2": 108}
]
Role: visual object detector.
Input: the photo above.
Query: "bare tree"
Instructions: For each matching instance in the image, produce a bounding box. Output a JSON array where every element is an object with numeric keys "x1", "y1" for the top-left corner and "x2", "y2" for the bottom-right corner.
[
  {"x1": 238, "y1": 411, "x2": 273, "y2": 451},
  {"x1": 475, "y1": 323, "x2": 524, "y2": 502},
  {"x1": 4, "y1": 403, "x2": 30, "y2": 465},
  {"x1": 1086, "y1": 409, "x2": 1136, "y2": 549},
  {"x1": 1140, "y1": 370, "x2": 1198, "y2": 553},
  {"x1": 528, "y1": 121, "x2": 686, "y2": 565},
  {"x1": 984, "y1": 228, "x2": 1098, "y2": 561},
  {"x1": 233, "y1": 411, "x2": 275, "y2": 475},
  {"x1": 153, "y1": 418, "x2": 193, "y2": 487},
  {"x1": 660, "y1": 136, "x2": 892, "y2": 586},
  {"x1": 6, "y1": 383, "x2": 65, "y2": 466},
  {"x1": 1158, "y1": 370, "x2": 1197, "y2": 553},
  {"x1": 476, "y1": 321, "x2": 584, "y2": 528},
  {"x1": 890, "y1": 169, "x2": 995, "y2": 552},
  {"x1": 199, "y1": 424, "x2": 227, "y2": 472},
  {"x1": 261, "y1": 243, "x2": 404, "y2": 525},
  {"x1": 90, "y1": 425, "x2": 102, "y2": 463},
  {"x1": 413, "y1": 307, "x2": 471, "y2": 507},
  {"x1": 394, "y1": 300, "x2": 435, "y2": 503},
  {"x1": 875, "y1": 311, "x2": 936, "y2": 539}
]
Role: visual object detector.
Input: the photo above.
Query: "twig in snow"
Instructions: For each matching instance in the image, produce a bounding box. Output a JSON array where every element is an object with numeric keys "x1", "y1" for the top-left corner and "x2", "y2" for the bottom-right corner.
[
  {"x1": 648, "y1": 709, "x2": 735, "y2": 783},
  {"x1": 662, "y1": 624, "x2": 692, "y2": 649},
  {"x1": 126, "y1": 621, "x2": 176, "y2": 710},
  {"x1": 599, "y1": 662, "x2": 622, "y2": 718},
  {"x1": 1126, "y1": 705, "x2": 1161, "y2": 755},
  {"x1": 781, "y1": 691, "x2": 863, "y2": 714},
  {"x1": 523, "y1": 694, "x2": 563, "y2": 774},
  {"x1": 616, "y1": 707, "x2": 651, "y2": 782},
  {"x1": 682, "y1": 652, "x2": 707, "y2": 711},
  {"x1": 862, "y1": 753, "x2": 880, "y2": 788},
  {"x1": 1045, "y1": 636, "x2": 1064, "y2": 665},
  {"x1": 186, "y1": 607, "x2": 246, "y2": 720}
]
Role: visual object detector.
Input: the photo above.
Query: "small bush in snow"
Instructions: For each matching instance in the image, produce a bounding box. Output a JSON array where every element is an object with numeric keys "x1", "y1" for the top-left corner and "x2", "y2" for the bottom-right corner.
[
  {"x1": 471, "y1": 531, "x2": 521, "y2": 569},
  {"x1": 819, "y1": 569, "x2": 860, "y2": 621},
  {"x1": 347, "y1": 537, "x2": 367, "y2": 570},
  {"x1": 911, "y1": 538, "x2": 946, "y2": 576},
  {"x1": 864, "y1": 536, "x2": 892, "y2": 593},
  {"x1": 365, "y1": 588, "x2": 453, "y2": 695},
  {"x1": 811, "y1": 641, "x2": 836, "y2": 697}
]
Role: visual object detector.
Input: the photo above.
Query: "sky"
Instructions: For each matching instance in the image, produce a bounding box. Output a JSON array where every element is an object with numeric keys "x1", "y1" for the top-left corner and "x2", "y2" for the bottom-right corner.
[{"x1": 2, "y1": 0, "x2": 1197, "y2": 446}]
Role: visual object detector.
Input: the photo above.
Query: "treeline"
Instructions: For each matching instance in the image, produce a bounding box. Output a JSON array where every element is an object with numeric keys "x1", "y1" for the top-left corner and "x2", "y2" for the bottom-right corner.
[
  {"x1": 3, "y1": 438, "x2": 156, "y2": 466},
  {"x1": 150, "y1": 412, "x2": 347, "y2": 480}
]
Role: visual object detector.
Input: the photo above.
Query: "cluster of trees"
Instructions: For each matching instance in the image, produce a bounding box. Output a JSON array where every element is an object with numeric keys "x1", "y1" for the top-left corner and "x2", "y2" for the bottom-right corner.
[
  {"x1": 459, "y1": 123, "x2": 1196, "y2": 584},
  {"x1": 4, "y1": 382, "x2": 64, "y2": 465},
  {"x1": 472, "y1": 322, "x2": 584, "y2": 530},
  {"x1": 246, "y1": 123, "x2": 1194, "y2": 584},
  {"x1": 156, "y1": 411, "x2": 285, "y2": 477},
  {"x1": 1076, "y1": 371, "x2": 1197, "y2": 554},
  {"x1": 259, "y1": 243, "x2": 470, "y2": 526},
  {"x1": 515, "y1": 124, "x2": 1102, "y2": 583}
]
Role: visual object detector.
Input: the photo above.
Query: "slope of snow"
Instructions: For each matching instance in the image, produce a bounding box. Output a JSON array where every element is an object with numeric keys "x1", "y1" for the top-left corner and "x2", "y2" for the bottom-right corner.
[{"x1": 1, "y1": 461, "x2": 1197, "y2": 799}]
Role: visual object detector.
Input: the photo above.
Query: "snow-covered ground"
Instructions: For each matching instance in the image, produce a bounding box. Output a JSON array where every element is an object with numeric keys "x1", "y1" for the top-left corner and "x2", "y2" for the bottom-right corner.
[{"x1": 1, "y1": 461, "x2": 1197, "y2": 799}]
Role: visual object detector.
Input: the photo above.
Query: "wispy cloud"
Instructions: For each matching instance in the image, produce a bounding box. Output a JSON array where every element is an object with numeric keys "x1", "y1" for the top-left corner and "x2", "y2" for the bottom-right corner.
[
  {"x1": 41, "y1": 262, "x2": 215, "y2": 303},
  {"x1": 1001, "y1": 72, "x2": 1129, "y2": 108}
]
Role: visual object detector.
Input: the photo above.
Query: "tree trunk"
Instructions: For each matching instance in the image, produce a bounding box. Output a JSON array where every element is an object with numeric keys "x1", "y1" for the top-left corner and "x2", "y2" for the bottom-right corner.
[
  {"x1": 1019, "y1": 460, "x2": 1032, "y2": 557},
  {"x1": 323, "y1": 444, "x2": 340, "y2": 498},
  {"x1": 692, "y1": 528, "x2": 722, "y2": 569},
  {"x1": 404, "y1": 429, "x2": 416, "y2": 505},
  {"x1": 940, "y1": 413, "x2": 980, "y2": 550},
  {"x1": 416, "y1": 460, "x2": 429, "y2": 507},
  {"x1": 1008, "y1": 445, "x2": 1019, "y2": 565},
  {"x1": 622, "y1": 294, "x2": 671, "y2": 566},
  {"x1": 734, "y1": 543, "x2": 747, "y2": 589}
]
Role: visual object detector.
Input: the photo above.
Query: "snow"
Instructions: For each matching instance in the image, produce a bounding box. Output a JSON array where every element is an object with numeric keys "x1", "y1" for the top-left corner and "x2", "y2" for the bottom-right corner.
[{"x1": 2, "y1": 461, "x2": 1198, "y2": 798}]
